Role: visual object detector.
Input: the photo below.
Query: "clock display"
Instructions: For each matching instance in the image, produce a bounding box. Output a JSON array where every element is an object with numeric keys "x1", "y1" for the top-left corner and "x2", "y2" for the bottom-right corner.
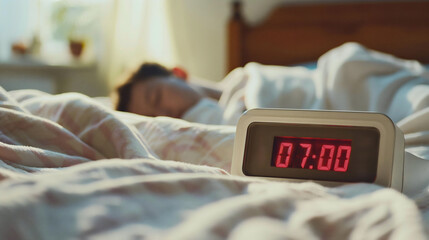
[
  {"x1": 241, "y1": 122, "x2": 379, "y2": 182},
  {"x1": 272, "y1": 136, "x2": 352, "y2": 172}
]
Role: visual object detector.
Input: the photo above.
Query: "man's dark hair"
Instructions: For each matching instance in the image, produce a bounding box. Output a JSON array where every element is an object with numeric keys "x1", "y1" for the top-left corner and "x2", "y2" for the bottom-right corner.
[{"x1": 114, "y1": 63, "x2": 171, "y2": 112}]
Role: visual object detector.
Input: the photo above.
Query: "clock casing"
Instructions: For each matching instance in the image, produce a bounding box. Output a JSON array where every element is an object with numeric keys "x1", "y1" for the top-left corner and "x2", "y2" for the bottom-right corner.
[{"x1": 231, "y1": 109, "x2": 405, "y2": 191}]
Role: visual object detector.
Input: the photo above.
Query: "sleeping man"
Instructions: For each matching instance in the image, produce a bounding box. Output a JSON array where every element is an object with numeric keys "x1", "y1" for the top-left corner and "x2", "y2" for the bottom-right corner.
[
  {"x1": 114, "y1": 43, "x2": 429, "y2": 125},
  {"x1": 114, "y1": 63, "x2": 240, "y2": 125}
]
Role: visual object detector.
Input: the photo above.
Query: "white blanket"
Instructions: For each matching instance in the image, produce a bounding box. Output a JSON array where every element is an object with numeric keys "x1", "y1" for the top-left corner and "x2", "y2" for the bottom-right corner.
[
  {"x1": 185, "y1": 43, "x2": 429, "y2": 125},
  {"x1": 245, "y1": 43, "x2": 429, "y2": 121},
  {"x1": 1, "y1": 43, "x2": 429, "y2": 239}
]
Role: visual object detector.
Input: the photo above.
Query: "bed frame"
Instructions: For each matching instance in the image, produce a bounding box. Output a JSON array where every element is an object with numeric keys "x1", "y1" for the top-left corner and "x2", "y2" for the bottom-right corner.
[{"x1": 227, "y1": 0, "x2": 429, "y2": 72}]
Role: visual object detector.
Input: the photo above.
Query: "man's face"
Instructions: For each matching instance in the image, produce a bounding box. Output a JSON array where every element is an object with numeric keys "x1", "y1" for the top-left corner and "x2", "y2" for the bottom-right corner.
[{"x1": 128, "y1": 76, "x2": 202, "y2": 118}]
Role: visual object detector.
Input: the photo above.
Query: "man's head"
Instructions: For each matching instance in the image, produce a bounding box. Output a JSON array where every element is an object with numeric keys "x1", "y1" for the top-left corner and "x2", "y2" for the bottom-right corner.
[{"x1": 114, "y1": 63, "x2": 202, "y2": 118}]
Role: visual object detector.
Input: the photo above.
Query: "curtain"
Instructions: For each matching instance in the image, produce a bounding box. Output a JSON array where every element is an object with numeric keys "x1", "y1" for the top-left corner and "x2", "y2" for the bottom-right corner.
[{"x1": 102, "y1": 0, "x2": 178, "y2": 89}]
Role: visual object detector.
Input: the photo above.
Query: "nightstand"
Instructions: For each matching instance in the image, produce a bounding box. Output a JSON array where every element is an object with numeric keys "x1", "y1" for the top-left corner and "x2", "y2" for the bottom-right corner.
[{"x1": 0, "y1": 56, "x2": 108, "y2": 97}]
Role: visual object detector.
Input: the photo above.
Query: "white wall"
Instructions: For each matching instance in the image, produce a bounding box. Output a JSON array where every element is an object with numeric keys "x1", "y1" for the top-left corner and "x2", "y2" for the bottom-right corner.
[{"x1": 166, "y1": 0, "x2": 287, "y2": 82}]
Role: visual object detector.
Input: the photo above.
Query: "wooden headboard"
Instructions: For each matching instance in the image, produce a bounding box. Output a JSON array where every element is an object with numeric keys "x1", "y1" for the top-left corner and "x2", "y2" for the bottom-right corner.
[{"x1": 227, "y1": 0, "x2": 429, "y2": 72}]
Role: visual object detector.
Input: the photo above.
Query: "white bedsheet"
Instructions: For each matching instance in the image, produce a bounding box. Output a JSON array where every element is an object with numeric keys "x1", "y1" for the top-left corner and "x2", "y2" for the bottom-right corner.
[{"x1": 1, "y1": 43, "x2": 429, "y2": 239}]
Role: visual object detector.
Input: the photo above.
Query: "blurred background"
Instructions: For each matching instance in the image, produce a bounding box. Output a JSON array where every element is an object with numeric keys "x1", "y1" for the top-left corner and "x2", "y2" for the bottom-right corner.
[{"x1": 0, "y1": 0, "x2": 407, "y2": 96}]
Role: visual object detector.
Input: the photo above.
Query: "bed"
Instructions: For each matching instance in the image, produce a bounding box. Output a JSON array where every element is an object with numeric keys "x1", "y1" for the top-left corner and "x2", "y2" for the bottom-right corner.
[{"x1": 1, "y1": 1, "x2": 429, "y2": 239}]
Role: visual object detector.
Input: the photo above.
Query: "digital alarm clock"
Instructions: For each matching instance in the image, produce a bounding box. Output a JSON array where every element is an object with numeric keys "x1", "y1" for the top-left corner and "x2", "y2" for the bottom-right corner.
[{"x1": 231, "y1": 109, "x2": 405, "y2": 191}]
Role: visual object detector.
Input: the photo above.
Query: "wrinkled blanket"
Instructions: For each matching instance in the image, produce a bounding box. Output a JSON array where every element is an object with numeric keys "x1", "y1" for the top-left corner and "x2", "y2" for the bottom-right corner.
[
  {"x1": 185, "y1": 43, "x2": 429, "y2": 125},
  {"x1": 1, "y1": 43, "x2": 429, "y2": 239},
  {"x1": 0, "y1": 88, "x2": 427, "y2": 240}
]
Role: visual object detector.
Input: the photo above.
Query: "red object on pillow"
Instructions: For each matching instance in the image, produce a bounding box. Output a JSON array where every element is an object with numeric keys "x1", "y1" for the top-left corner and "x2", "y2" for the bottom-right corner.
[{"x1": 172, "y1": 67, "x2": 188, "y2": 80}]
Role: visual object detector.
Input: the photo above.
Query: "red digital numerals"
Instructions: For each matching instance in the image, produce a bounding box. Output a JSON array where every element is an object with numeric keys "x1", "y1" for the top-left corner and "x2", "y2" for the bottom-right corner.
[
  {"x1": 274, "y1": 137, "x2": 352, "y2": 172},
  {"x1": 275, "y1": 142, "x2": 293, "y2": 168}
]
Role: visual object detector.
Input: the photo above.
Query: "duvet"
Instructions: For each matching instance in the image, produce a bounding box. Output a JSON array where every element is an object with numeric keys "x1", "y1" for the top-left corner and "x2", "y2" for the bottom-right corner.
[
  {"x1": 0, "y1": 87, "x2": 428, "y2": 240},
  {"x1": 2, "y1": 43, "x2": 429, "y2": 239}
]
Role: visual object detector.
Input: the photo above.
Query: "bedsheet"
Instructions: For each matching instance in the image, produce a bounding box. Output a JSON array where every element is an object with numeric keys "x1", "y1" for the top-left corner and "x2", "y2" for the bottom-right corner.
[{"x1": 0, "y1": 86, "x2": 429, "y2": 239}]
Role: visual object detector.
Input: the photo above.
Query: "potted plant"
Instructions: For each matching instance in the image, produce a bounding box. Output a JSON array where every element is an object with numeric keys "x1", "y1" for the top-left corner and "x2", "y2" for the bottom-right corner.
[{"x1": 51, "y1": 1, "x2": 96, "y2": 59}]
